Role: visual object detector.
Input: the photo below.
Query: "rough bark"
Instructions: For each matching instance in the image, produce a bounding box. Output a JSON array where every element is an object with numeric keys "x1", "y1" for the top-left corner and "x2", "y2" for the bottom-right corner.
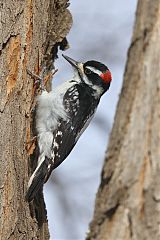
[
  {"x1": 0, "y1": 0, "x2": 72, "y2": 239},
  {"x1": 87, "y1": 1, "x2": 160, "y2": 239}
]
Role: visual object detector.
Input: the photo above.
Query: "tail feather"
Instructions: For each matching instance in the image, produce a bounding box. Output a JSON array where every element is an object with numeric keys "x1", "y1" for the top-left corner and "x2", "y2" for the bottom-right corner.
[{"x1": 25, "y1": 156, "x2": 49, "y2": 202}]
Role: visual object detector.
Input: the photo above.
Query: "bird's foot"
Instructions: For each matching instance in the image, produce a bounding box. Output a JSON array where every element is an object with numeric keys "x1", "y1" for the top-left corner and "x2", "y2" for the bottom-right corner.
[
  {"x1": 27, "y1": 69, "x2": 58, "y2": 91},
  {"x1": 27, "y1": 69, "x2": 45, "y2": 91}
]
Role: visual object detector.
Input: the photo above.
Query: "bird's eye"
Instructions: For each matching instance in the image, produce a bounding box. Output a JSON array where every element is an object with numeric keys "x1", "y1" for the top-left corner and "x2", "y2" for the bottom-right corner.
[{"x1": 85, "y1": 68, "x2": 92, "y2": 74}]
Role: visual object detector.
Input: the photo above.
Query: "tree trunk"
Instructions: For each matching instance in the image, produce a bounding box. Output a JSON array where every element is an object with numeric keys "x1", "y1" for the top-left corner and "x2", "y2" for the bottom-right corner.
[
  {"x1": 87, "y1": 1, "x2": 160, "y2": 239},
  {"x1": 0, "y1": 0, "x2": 72, "y2": 239}
]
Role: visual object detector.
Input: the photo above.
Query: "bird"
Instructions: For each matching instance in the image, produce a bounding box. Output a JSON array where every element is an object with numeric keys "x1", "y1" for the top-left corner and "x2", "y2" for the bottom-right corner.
[{"x1": 25, "y1": 54, "x2": 112, "y2": 202}]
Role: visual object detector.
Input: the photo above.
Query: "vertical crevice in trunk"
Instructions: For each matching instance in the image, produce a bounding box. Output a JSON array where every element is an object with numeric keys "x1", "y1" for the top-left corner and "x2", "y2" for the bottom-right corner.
[{"x1": 0, "y1": 0, "x2": 72, "y2": 239}]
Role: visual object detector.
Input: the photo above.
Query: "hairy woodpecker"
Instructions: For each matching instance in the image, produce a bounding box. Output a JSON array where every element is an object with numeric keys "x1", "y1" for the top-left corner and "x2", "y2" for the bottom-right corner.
[{"x1": 26, "y1": 55, "x2": 112, "y2": 202}]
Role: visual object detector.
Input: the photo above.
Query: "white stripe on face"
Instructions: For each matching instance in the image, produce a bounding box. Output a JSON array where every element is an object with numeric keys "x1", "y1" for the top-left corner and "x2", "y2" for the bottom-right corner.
[{"x1": 85, "y1": 66, "x2": 102, "y2": 76}]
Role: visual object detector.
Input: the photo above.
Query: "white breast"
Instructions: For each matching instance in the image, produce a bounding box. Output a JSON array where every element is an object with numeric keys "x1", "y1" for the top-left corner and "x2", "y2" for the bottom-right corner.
[{"x1": 36, "y1": 80, "x2": 76, "y2": 157}]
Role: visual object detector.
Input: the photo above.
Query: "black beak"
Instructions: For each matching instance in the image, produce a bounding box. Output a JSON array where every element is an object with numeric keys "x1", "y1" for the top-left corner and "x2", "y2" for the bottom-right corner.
[{"x1": 62, "y1": 54, "x2": 79, "y2": 69}]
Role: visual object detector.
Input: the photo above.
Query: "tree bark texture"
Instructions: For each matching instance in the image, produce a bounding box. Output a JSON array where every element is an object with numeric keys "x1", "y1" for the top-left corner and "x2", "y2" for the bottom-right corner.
[
  {"x1": 87, "y1": 1, "x2": 160, "y2": 239},
  {"x1": 0, "y1": 0, "x2": 72, "y2": 239}
]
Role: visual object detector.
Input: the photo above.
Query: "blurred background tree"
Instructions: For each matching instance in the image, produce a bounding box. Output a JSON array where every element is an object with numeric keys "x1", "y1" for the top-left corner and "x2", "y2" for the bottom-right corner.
[{"x1": 87, "y1": 0, "x2": 160, "y2": 239}]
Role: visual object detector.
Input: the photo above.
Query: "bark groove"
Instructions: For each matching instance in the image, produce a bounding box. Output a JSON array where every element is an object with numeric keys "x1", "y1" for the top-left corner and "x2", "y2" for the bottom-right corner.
[{"x1": 0, "y1": 0, "x2": 72, "y2": 239}]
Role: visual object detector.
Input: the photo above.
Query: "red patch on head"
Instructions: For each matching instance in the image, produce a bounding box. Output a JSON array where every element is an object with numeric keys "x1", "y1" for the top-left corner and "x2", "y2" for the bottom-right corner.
[{"x1": 100, "y1": 71, "x2": 112, "y2": 83}]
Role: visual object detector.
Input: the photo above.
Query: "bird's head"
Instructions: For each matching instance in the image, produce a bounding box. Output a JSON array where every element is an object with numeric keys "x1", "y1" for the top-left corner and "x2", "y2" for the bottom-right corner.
[{"x1": 62, "y1": 54, "x2": 112, "y2": 97}]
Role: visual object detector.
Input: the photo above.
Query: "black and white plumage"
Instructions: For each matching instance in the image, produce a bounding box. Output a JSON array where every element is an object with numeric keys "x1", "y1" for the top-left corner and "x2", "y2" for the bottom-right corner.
[{"x1": 26, "y1": 55, "x2": 112, "y2": 202}]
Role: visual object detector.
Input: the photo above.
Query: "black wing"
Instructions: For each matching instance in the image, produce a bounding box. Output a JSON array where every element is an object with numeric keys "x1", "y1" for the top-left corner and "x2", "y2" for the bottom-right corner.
[
  {"x1": 46, "y1": 83, "x2": 99, "y2": 178},
  {"x1": 26, "y1": 84, "x2": 99, "y2": 201}
]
